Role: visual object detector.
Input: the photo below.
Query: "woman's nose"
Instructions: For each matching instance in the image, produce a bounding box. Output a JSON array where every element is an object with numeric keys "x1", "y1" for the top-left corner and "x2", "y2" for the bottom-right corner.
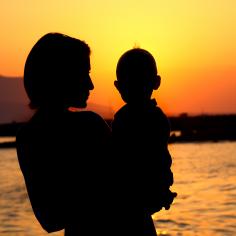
[{"x1": 88, "y1": 76, "x2": 94, "y2": 90}]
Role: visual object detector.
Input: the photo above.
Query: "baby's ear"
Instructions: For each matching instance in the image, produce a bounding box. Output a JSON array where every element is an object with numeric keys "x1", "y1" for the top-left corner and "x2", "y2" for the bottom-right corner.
[
  {"x1": 114, "y1": 80, "x2": 119, "y2": 90},
  {"x1": 153, "y1": 75, "x2": 161, "y2": 90}
]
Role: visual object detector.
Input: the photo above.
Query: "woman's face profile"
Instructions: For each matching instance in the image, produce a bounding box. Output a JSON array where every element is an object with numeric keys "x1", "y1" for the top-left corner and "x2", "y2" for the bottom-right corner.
[{"x1": 63, "y1": 56, "x2": 94, "y2": 108}]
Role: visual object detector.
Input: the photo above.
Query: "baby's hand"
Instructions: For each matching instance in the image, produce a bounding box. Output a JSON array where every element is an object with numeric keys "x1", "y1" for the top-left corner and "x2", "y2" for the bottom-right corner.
[
  {"x1": 146, "y1": 205, "x2": 163, "y2": 215},
  {"x1": 163, "y1": 191, "x2": 177, "y2": 210}
]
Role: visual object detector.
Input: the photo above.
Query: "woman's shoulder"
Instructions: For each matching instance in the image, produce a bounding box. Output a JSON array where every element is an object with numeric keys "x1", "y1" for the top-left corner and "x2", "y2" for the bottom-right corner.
[
  {"x1": 69, "y1": 110, "x2": 107, "y2": 124},
  {"x1": 68, "y1": 110, "x2": 111, "y2": 133}
]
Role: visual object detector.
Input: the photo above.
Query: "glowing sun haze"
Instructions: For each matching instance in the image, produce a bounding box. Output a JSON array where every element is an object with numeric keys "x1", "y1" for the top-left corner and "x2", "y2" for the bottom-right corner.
[{"x1": 0, "y1": 0, "x2": 235, "y2": 116}]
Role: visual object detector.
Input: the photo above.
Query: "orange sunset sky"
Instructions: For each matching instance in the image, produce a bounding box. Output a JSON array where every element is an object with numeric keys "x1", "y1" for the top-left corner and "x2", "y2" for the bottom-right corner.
[{"x1": 0, "y1": 0, "x2": 235, "y2": 117}]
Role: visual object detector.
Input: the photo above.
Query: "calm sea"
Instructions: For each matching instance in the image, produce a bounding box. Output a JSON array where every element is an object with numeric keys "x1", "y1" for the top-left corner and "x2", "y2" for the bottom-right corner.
[{"x1": 0, "y1": 140, "x2": 236, "y2": 236}]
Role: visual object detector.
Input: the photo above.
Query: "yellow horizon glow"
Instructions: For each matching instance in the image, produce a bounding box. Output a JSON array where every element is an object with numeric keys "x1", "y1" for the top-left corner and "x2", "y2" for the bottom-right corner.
[{"x1": 0, "y1": 0, "x2": 235, "y2": 116}]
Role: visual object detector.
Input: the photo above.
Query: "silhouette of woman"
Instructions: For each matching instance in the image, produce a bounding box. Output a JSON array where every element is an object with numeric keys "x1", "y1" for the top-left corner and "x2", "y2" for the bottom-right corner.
[{"x1": 16, "y1": 33, "x2": 111, "y2": 235}]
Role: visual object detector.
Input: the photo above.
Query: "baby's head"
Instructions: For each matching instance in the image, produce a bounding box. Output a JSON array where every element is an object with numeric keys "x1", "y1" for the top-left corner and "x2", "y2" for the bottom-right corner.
[
  {"x1": 115, "y1": 48, "x2": 161, "y2": 104},
  {"x1": 24, "y1": 33, "x2": 93, "y2": 110}
]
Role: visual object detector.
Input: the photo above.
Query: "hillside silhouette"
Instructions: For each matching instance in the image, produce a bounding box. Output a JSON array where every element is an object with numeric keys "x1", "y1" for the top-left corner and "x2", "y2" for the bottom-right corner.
[
  {"x1": 0, "y1": 76, "x2": 113, "y2": 124},
  {"x1": 0, "y1": 76, "x2": 33, "y2": 123}
]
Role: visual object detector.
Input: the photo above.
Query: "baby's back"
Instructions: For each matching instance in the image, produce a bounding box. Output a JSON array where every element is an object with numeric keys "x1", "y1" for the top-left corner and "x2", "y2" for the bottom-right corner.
[{"x1": 111, "y1": 100, "x2": 172, "y2": 235}]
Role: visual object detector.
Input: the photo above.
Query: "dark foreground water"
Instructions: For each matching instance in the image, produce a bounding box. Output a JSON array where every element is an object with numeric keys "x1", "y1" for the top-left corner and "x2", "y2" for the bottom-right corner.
[{"x1": 0, "y1": 141, "x2": 236, "y2": 236}]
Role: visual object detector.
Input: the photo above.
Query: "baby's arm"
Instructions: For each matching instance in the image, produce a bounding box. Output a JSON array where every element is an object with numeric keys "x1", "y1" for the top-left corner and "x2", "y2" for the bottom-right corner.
[
  {"x1": 161, "y1": 189, "x2": 177, "y2": 210},
  {"x1": 159, "y1": 148, "x2": 177, "y2": 210},
  {"x1": 144, "y1": 188, "x2": 177, "y2": 215}
]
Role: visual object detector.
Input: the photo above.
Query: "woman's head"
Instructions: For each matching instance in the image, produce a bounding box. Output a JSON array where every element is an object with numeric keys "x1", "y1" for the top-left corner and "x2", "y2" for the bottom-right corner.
[{"x1": 24, "y1": 33, "x2": 94, "y2": 109}]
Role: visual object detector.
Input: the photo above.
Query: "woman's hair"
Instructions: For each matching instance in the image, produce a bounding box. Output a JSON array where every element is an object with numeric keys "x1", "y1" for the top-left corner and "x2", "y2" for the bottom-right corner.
[{"x1": 24, "y1": 33, "x2": 90, "y2": 109}]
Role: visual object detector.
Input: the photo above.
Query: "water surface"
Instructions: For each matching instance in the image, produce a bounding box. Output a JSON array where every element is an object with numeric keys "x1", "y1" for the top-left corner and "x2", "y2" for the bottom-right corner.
[
  {"x1": 0, "y1": 142, "x2": 236, "y2": 235},
  {"x1": 154, "y1": 142, "x2": 236, "y2": 235}
]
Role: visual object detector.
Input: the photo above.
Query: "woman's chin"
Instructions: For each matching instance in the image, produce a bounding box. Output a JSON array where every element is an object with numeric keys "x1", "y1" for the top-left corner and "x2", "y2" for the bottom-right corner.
[
  {"x1": 66, "y1": 100, "x2": 88, "y2": 110},
  {"x1": 75, "y1": 100, "x2": 88, "y2": 108},
  {"x1": 78, "y1": 103, "x2": 87, "y2": 108}
]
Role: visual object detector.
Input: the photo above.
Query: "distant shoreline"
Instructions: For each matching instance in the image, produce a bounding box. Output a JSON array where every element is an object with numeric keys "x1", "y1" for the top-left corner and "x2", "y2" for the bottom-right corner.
[
  {"x1": 0, "y1": 114, "x2": 236, "y2": 147},
  {"x1": 0, "y1": 141, "x2": 16, "y2": 148}
]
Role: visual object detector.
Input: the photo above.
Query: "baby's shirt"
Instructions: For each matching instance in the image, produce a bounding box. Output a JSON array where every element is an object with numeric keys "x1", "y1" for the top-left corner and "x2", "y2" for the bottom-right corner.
[{"x1": 112, "y1": 99, "x2": 174, "y2": 213}]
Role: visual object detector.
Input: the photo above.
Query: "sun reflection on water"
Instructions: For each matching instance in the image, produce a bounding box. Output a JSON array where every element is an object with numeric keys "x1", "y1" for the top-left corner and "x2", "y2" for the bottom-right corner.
[{"x1": 0, "y1": 142, "x2": 236, "y2": 235}]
